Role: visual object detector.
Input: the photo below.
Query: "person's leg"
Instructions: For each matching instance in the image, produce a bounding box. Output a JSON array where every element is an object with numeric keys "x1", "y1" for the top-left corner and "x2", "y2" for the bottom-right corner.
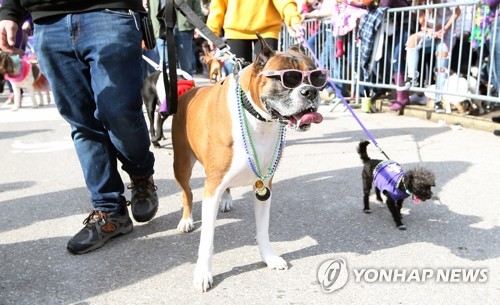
[
  {"x1": 389, "y1": 29, "x2": 410, "y2": 111},
  {"x1": 156, "y1": 37, "x2": 168, "y2": 67},
  {"x1": 335, "y1": 36, "x2": 344, "y2": 58},
  {"x1": 175, "y1": 28, "x2": 196, "y2": 73},
  {"x1": 142, "y1": 47, "x2": 160, "y2": 79},
  {"x1": 35, "y1": 11, "x2": 156, "y2": 218},
  {"x1": 491, "y1": 18, "x2": 500, "y2": 135},
  {"x1": 320, "y1": 34, "x2": 346, "y2": 98},
  {"x1": 33, "y1": 12, "x2": 139, "y2": 254},
  {"x1": 226, "y1": 39, "x2": 254, "y2": 63},
  {"x1": 307, "y1": 32, "x2": 317, "y2": 50},
  {"x1": 492, "y1": 17, "x2": 500, "y2": 92},
  {"x1": 433, "y1": 41, "x2": 450, "y2": 113},
  {"x1": 405, "y1": 33, "x2": 423, "y2": 87}
]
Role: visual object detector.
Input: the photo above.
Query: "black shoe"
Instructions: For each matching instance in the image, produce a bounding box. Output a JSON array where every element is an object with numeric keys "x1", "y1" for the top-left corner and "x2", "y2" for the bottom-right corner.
[
  {"x1": 494, "y1": 130, "x2": 500, "y2": 136},
  {"x1": 492, "y1": 116, "x2": 500, "y2": 123},
  {"x1": 128, "y1": 176, "x2": 159, "y2": 222},
  {"x1": 435, "y1": 102, "x2": 445, "y2": 113},
  {"x1": 67, "y1": 206, "x2": 133, "y2": 254}
]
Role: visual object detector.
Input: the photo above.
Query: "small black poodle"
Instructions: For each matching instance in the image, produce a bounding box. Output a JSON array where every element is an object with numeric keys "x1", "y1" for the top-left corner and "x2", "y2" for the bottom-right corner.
[{"x1": 357, "y1": 140, "x2": 436, "y2": 230}]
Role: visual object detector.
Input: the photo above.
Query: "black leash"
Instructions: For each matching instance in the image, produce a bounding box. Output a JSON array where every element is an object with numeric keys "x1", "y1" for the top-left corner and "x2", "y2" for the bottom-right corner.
[
  {"x1": 157, "y1": 0, "x2": 233, "y2": 116},
  {"x1": 159, "y1": 0, "x2": 178, "y2": 115}
]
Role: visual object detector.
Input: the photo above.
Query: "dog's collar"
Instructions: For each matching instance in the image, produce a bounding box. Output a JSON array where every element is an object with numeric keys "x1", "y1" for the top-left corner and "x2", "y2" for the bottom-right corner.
[
  {"x1": 398, "y1": 176, "x2": 411, "y2": 196},
  {"x1": 400, "y1": 176, "x2": 422, "y2": 203},
  {"x1": 236, "y1": 83, "x2": 273, "y2": 122},
  {"x1": 5, "y1": 56, "x2": 30, "y2": 83}
]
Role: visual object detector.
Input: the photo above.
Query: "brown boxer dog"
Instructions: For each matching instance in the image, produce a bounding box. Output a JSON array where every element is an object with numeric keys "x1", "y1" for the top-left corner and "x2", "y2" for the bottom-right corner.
[{"x1": 171, "y1": 34, "x2": 326, "y2": 292}]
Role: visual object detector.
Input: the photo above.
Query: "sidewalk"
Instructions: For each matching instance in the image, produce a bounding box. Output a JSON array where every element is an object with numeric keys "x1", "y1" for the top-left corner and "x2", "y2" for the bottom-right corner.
[{"x1": 373, "y1": 92, "x2": 500, "y2": 133}]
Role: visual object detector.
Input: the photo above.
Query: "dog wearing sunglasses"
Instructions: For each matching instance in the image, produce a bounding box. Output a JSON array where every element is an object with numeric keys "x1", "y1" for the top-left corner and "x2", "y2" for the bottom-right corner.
[
  {"x1": 171, "y1": 33, "x2": 325, "y2": 292},
  {"x1": 357, "y1": 140, "x2": 436, "y2": 230}
]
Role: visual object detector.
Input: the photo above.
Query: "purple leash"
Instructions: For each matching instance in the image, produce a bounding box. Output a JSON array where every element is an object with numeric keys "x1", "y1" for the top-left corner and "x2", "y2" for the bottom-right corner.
[{"x1": 298, "y1": 38, "x2": 391, "y2": 160}]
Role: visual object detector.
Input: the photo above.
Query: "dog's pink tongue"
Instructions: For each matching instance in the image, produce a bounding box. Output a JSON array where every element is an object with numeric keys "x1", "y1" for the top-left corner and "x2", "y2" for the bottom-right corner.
[
  {"x1": 296, "y1": 112, "x2": 323, "y2": 126},
  {"x1": 413, "y1": 197, "x2": 422, "y2": 204}
]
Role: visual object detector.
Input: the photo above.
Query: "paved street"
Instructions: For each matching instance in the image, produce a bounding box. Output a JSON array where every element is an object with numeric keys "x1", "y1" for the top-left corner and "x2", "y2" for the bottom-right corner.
[{"x1": 0, "y1": 82, "x2": 499, "y2": 305}]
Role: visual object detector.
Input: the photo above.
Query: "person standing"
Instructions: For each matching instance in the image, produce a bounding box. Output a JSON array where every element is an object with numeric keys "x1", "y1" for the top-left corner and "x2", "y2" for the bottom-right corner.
[
  {"x1": 484, "y1": 0, "x2": 500, "y2": 135},
  {"x1": 206, "y1": 0, "x2": 305, "y2": 63},
  {"x1": 0, "y1": 0, "x2": 159, "y2": 254},
  {"x1": 154, "y1": 0, "x2": 204, "y2": 74},
  {"x1": 175, "y1": 0, "x2": 204, "y2": 74}
]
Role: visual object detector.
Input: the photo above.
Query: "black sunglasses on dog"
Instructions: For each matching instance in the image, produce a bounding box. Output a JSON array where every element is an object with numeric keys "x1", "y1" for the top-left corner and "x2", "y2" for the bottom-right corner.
[{"x1": 259, "y1": 69, "x2": 329, "y2": 89}]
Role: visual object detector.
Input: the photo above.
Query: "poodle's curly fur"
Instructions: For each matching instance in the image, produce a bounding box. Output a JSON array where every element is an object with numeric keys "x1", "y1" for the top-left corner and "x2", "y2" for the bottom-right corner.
[{"x1": 357, "y1": 140, "x2": 436, "y2": 230}]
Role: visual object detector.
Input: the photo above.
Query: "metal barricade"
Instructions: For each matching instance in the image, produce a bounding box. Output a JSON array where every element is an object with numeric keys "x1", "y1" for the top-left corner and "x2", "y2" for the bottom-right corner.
[{"x1": 280, "y1": 0, "x2": 500, "y2": 113}]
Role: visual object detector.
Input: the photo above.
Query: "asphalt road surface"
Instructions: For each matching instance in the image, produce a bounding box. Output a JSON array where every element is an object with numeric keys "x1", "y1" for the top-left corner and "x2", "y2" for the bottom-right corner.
[{"x1": 0, "y1": 84, "x2": 498, "y2": 304}]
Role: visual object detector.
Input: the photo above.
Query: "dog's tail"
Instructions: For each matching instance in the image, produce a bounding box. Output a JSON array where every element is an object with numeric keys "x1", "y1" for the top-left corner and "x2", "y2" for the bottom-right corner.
[{"x1": 357, "y1": 140, "x2": 371, "y2": 163}]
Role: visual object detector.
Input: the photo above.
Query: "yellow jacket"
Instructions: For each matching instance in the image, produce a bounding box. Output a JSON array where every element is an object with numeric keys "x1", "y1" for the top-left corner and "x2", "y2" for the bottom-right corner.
[{"x1": 207, "y1": 0, "x2": 302, "y2": 40}]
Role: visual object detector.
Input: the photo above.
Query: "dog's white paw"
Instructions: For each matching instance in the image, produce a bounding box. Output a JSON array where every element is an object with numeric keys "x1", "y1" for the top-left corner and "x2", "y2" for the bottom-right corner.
[
  {"x1": 177, "y1": 218, "x2": 194, "y2": 233},
  {"x1": 398, "y1": 225, "x2": 407, "y2": 230},
  {"x1": 220, "y1": 190, "x2": 233, "y2": 212},
  {"x1": 265, "y1": 255, "x2": 288, "y2": 270},
  {"x1": 220, "y1": 197, "x2": 232, "y2": 212},
  {"x1": 193, "y1": 267, "x2": 213, "y2": 292},
  {"x1": 10, "y1": 107, "x2": 19, "y2": 112}
]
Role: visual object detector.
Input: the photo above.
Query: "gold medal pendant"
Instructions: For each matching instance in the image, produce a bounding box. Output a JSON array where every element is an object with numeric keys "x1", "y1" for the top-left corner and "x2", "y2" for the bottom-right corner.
[{"x1": 255, "y1": 180, "x2": 271, "y2": 201}]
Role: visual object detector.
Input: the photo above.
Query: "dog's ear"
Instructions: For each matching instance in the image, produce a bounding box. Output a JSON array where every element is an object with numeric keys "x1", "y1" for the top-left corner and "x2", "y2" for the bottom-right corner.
[
  {"x1": 254, "y1": 32, "x2": 275, "y2": 69},
  {"x1": 288, "y1": 44, "x2": 307, "y2": 55}
]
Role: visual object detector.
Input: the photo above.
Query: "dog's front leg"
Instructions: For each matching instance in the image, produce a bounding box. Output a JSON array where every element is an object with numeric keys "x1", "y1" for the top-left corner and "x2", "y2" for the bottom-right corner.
[
  {"x1": 11, "y1": 87, "x2": 22, "y2": 111},
  {"x1": 253, "y1": 187, "x2": 288, "y2": 270},
  {"x1": 27, "y1": 87, "x2": 39, "y2": 108},
  {"x1": 193, "y1": 195, "x2": 219, "y2": 292},
  {"x1": 385, "y1": 196, "x2": 405, "y2": 230}
]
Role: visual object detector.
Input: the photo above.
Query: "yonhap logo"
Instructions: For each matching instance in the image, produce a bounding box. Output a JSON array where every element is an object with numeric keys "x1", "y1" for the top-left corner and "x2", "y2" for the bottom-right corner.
[
  {"x1": 317, "y1": 258, "x2": 349, "y2": 293},
  {"x1": 316, "y1": 257, "x2": 489, "y2": 293}
]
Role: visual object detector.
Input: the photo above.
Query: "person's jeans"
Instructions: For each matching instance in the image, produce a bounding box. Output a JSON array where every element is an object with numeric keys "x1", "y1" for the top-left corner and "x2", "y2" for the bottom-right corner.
[
  {"x1": 156, "y1": 29, "x2": 195, "y2": 74},
  {"x1": 492, "y1": 16, "x2": 500, "y2": 92},
  {"x1": 320, "y1": 32, "x2": 347, "y2": 96},
  {"x1": 34, "y1": 10, "x2": 155, "y2": 213},
  {"x1": 156, "y1": 37, "x2": 167, "y2": 67},
  {"x1": 174, "y1": 28, "x2": 195, "y2": 74}
]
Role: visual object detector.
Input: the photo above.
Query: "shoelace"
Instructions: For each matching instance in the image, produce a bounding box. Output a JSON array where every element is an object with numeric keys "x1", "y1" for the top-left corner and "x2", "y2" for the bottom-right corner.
[
  {"x1": 83, "y1": 211, "x2": 107, "y2": 228},
  {"x1": 127, "y1": 178, "x2": 157, "y2": 201}
]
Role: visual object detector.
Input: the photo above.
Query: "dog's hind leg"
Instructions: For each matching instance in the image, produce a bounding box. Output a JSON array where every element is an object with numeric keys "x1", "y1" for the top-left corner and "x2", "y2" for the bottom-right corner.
[
  {"x1": 151, "y1": 113, "x2": 166, "y2": 148},
  {"x1": 254, "y1": 180, "x2": 288, "y2": 270},
  {"x1": 363, "y1": 178, "x2": 372, "y2": 213},
  {"x1": 386, "y1": 196, "x2": 405, "y2": 230},
  {"x1": 146, "y1": 103, "x2": 156, "y2": 140},
  {"x1": 174, "y1": 151, "x2": 197, "y2": 233}
]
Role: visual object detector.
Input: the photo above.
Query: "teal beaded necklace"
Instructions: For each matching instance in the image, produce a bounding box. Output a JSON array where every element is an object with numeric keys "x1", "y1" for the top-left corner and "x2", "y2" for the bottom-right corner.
[{"x1": 236, "y1": 83, "x2": 286, "y2": 181}]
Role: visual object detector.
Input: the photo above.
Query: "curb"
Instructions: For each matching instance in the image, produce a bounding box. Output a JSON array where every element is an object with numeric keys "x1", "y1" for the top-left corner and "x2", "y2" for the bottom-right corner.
[
  {"x1": 362, "y1": 94, "x2": 500, "y2": 133},
  {"x1": 399, "y1": 104, "x2": 498, "y2": 133}
]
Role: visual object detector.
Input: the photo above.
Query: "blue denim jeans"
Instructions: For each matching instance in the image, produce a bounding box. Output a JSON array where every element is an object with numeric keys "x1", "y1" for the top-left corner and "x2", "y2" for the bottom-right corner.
[
  {"x1": 492, "y1": 16, "x2": 500, "y2": 92},
  {"x1": 155, "y1": 29, "x2": 196, "y2": 74},
  {"x1": 34, "y1": 10, "x2": 155, "y2": 213},
  {"x1": 320, "y1": 32, "x2": 347, "y2": 97},
  {"x1": 175, "y1": 28, "x2": 196, "y2": 74}
]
